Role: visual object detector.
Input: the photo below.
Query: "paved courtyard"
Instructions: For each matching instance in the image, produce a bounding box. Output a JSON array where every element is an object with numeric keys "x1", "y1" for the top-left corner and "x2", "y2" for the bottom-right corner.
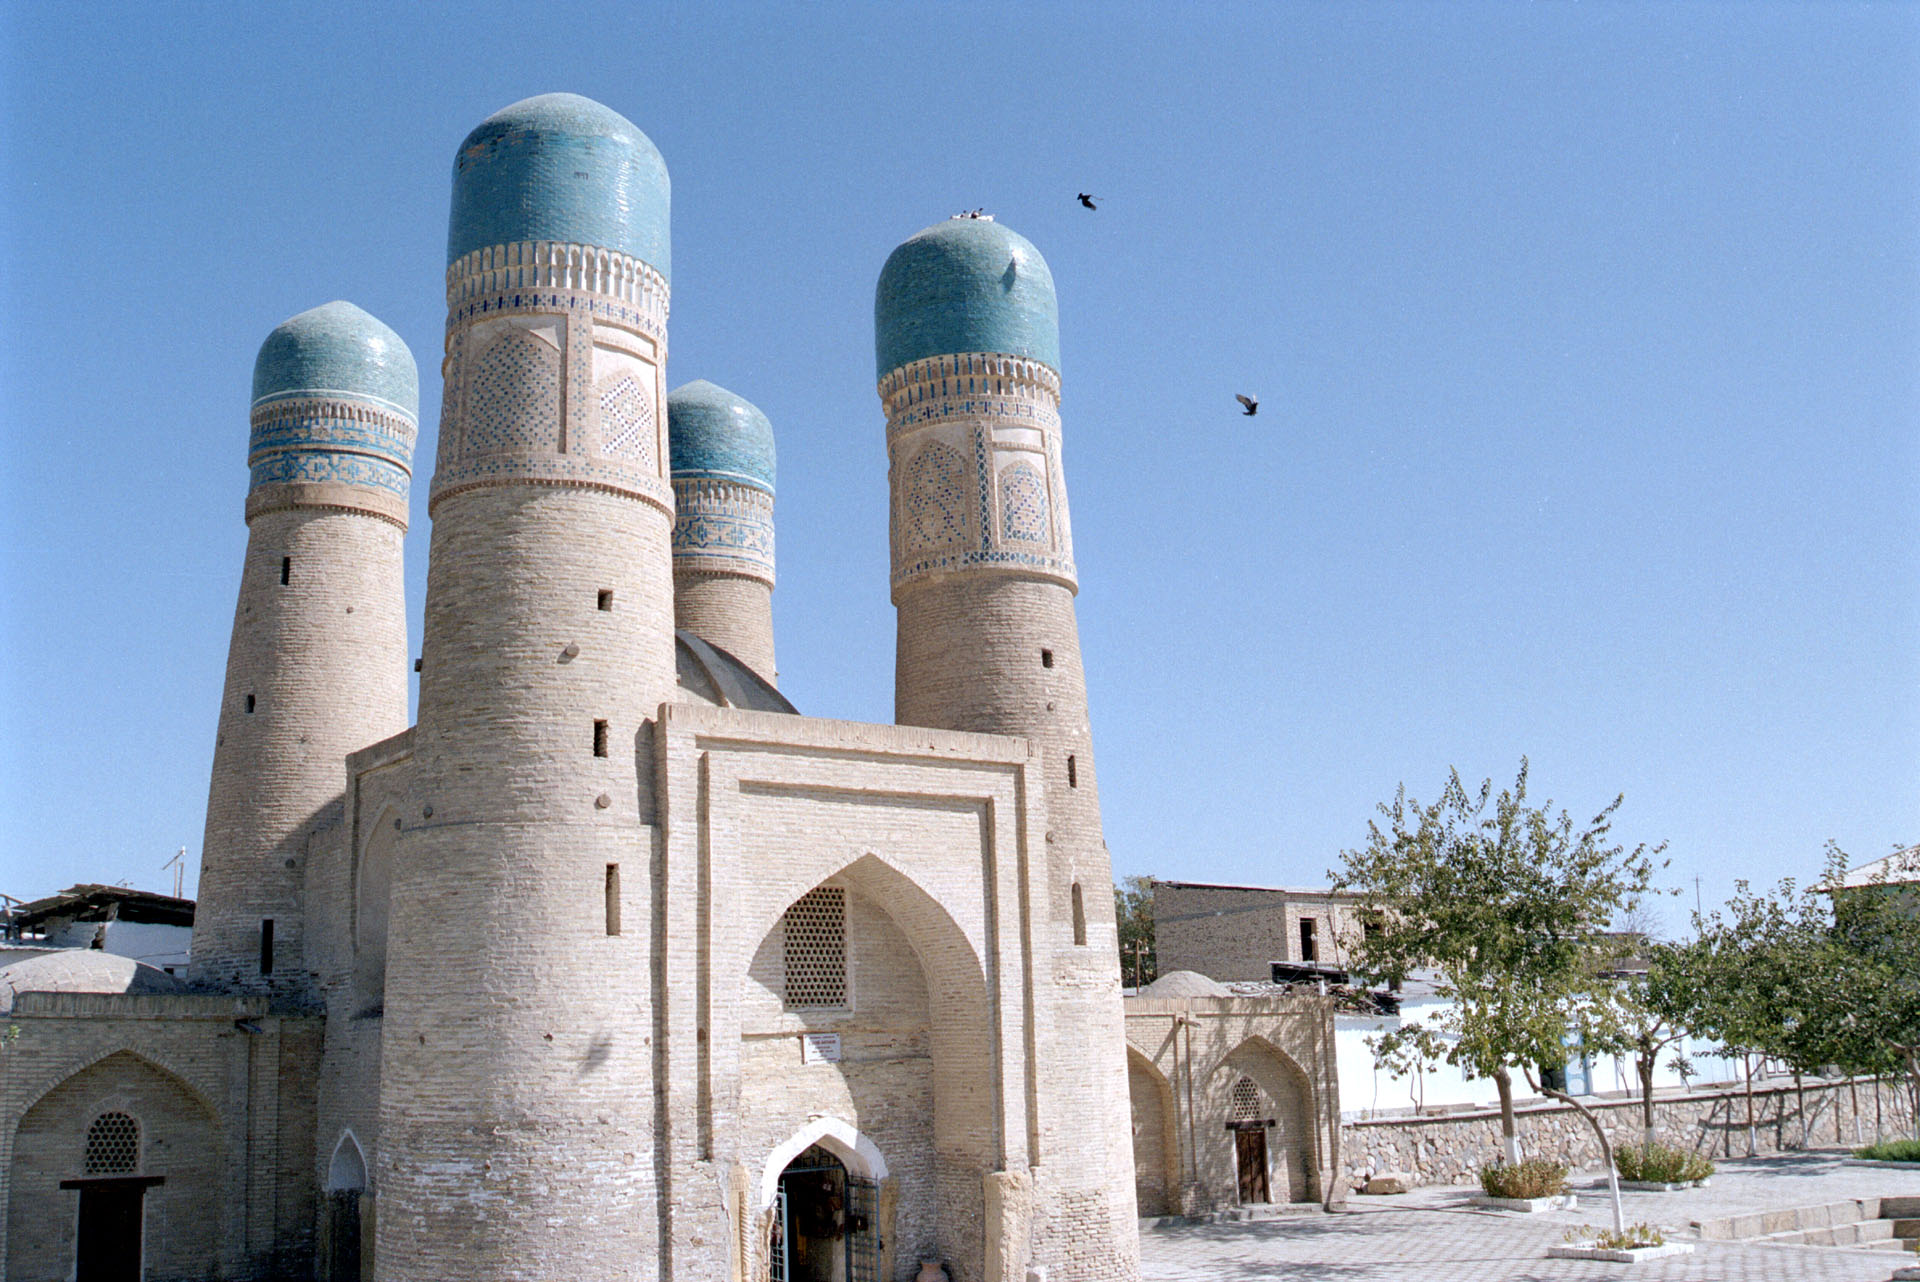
[{"x1": 1140, "y1": 1153, "x2": 1920, "y2": 1281}]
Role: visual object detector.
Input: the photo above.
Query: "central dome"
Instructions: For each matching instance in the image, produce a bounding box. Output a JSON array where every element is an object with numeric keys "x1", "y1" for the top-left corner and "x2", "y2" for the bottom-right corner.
[
  {"x1": 447, "y1": 93, "x2": 670, "y2": 278},
  {"x1": 874, "y1": 217, "x2": 1059, "y2": 379}
]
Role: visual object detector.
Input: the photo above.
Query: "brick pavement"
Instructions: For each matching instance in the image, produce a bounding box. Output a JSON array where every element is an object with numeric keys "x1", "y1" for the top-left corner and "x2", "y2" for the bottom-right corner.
[{"x1": 1141, "y1": 1153, "x2": 1920, "y2": 1281}]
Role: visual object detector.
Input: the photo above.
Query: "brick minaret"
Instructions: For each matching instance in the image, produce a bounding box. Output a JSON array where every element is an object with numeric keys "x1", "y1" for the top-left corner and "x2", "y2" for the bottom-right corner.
[
  {"x1": 876, "y1": 217, "x2": 1142, "y2": 1279},
  {"x1": 190, "y1": 301, "x2": 417, "y2": 997},
  {"x1": 376, "y1": 94, "x2": 674, "y2": 1276},
  {"x1": 668, "y1": 379, "x2": 777, "y2": 682}
]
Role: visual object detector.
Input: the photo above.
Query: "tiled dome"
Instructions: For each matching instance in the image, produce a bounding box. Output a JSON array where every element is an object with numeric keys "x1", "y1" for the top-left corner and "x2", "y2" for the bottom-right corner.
[
  {"x1": 667, "y1": 380, "x2": 774, "y2": 492},
  {"x1": 251, "y1": 301, "x2": 418, "y2": 418},
  {"x1": 448, "y1": 93, "x2": 670, "y2": 278},
  {"x1": 875, "y1": 217, "x2": 1059, "y2": 378}
]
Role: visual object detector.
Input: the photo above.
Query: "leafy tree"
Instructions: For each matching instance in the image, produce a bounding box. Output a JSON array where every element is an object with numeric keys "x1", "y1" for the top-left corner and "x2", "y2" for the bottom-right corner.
[
  {"x1": 1604, "y1": 941, "x2": 1697, "y2": 1147},
  {"x1": 1331, "y1": 759, "x2": 1663, "y2": 1166},
  {"x1": 1113, "y1": 874, "x2": 1156, "y2": 989},
  {"x1": 1824, "y1": 844, "x2": 1920, "y2": 1138}
]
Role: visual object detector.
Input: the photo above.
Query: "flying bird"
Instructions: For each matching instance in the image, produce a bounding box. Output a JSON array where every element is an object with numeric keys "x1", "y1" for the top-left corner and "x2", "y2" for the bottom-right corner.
[
  {"x1": 1236, "y1": 394, "x2": 1259, "y2": 417},
  {"x1": 1077, "y1": 192, "x2": 1099, "y2": 210}
]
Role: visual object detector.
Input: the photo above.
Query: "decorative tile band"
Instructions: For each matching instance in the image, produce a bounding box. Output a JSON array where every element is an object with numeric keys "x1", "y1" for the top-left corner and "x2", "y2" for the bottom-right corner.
[
  {"x1": 447, "y1": 239, "x2": 668, "y2": 324},
  {"x1": 430, "y1": 241, "x2": 672, "y2": 516},
  {"x1": 882, "y1": 354, "x2": 1076, "y2": 594},
  {"x1": 245, "y1": 395, "x2": 418, "y2": 522},
  {"x1": 672, "y1": 478, "x2": 774, "y2": 583}
]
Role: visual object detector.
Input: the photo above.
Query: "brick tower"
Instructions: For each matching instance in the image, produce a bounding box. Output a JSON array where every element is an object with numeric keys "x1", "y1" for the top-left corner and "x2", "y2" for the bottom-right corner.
[
  {"x1": 876, "y1": 218, "x2": 1142, "y2": 1278},
  {"x1": 190, "y1": 301, "x2": 418, "y2": 996},
  {"x1": 375, "y1": 94, "x2": 674, "y2": 1276},
  {"x1": 668, "y1": 379, "x2": 778, "y2": 681}
]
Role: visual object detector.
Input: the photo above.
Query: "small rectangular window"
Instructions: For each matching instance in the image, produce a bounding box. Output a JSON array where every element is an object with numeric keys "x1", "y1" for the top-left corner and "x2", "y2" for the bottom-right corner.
[
  {"x1": 1040, "y1": 648, "x2": 1054, "y2": 669},
  {"x1": 1071, "y1": 882, "x2": 1087, "y2": 945},
  {"x1": 593, "y1": 720, "x2": 609, "y2": 758},
  {"x1": 260, "y1": 919, "x2": 275, "y2": 975},
  {"x1": 1299, "y1": 917, "x2": 1317, "y2": 963},
  {"x1": 597, "y1": 589, "x2": 614, "y2": 611},
  {"x1": 279, "y1": 556, "x2": 291, "y2": 585},
  {"x1": 605, "y1": 864, "x2": 621, "y2": 936},
  {"x1": 244, "y1": 694, "x2": 256, "y2": 714},
  {"x1": 1067, "y1": 754, "x2": 1077, "y2": 788}
]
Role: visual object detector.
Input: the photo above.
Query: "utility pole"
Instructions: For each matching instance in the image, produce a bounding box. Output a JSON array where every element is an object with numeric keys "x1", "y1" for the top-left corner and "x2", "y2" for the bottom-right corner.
[{"x1": 163, "y1": 847, "x2": 186, "y2": 899}]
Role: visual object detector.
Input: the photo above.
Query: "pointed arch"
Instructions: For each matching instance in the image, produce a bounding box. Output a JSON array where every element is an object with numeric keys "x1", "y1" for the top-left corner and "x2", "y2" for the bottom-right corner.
[
  {"x1": 16, "y1": 1045, "x2": 220, "y2": 1125},
  {"x1": 998, "y1": 459, "x2": 1049, "y2": 544},
  {"x1": 1209, "y1": 1035, "x2": 1318, "y2": 1204},
  {"x1": 355, "y1": 803, "x2": 401, "y2": 1005},
  {"x1": 327, "y1": 1130, "x2": 368, "y2": 1191},
  {"x1": 757, "y1": 1116, "x2": 889, "y2": 1209},
  {"x1": 464, "y1": 324, "x2": 561, "y2": 455},
  {"x1": 1126, "y1": 1045, "x2": 1180, "y2": 1217},
  {"x1": 898, "y1": 439, "x2": 968, "y2": 552}
]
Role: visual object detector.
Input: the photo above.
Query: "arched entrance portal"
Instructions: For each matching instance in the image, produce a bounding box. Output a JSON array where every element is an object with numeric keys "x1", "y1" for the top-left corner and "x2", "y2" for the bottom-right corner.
[{"x1": 769, "y1": 1144, "x2": 878, "y2": 1282}]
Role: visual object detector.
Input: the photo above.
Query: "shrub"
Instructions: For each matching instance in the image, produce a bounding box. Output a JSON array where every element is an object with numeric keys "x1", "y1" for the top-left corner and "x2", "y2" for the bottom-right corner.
[
  {"x1": 1854, "y1": 1138, "x2": 1920, "y2": 1163},
  {"x1": 1613, "y1": 1142, "x2": 1714, "y2": 1183},
  {"x1": 1479, "y1": 1159, "x2": 1569, "y2": 1199},
  {"x1": 1578, "y1": 1223, "x2": 1665, "y2": 1250}
]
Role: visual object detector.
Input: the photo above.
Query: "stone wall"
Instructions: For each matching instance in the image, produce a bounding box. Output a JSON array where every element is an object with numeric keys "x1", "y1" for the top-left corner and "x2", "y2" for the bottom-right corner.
[{"x1": 1340, "y1": 1074, "x2": 1918, "y2": 1189}]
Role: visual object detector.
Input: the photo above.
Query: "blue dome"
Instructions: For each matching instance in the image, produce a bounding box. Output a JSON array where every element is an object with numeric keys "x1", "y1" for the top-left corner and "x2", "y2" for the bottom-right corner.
[
  {"x1": 668, "y1": 381, "x2": 775, "y2": 492},
  {"x1": 875, "y1": 218, "x2": 1059, "y2": 378},
  {"x1": 251, "y1": 301, "x2": 418, "y2": 419},
  {"x1": 448, "y1": 93, "x2": 670, "y2": 278}
]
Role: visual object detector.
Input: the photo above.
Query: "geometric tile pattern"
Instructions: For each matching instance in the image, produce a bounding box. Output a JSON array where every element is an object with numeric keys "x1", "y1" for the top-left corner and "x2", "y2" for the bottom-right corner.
[
  {"x1": 466, "y1": 329, "x2": 561, "y2": 454},
  {"x1": 999, "y1": 461, "x2": 1048, "y2": 544},
  {"x1": 781, "y1": 885, "x2": 846, "y2": 1010},
  {"x1": 85, "y1": 1111, "x2": 139, "y2": 1174},
  {"x1": 1230, "y1": 1076, "x2": 1263, "y2": 1123},
  {"x1": 672, "y1": 479, "x2": 775, "y2": 582},
  {"x1": 900, "y1": 440, "x2": 967, "y2": 552},
  {"x1": 597, "y1": 372, "x2": 655, "y2": 466}
]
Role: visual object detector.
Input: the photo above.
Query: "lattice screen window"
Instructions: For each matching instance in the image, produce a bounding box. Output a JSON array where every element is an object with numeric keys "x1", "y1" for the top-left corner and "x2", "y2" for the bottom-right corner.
[
  {"x1": 85, "y1": 1112, "x2": 139, "y2": 1174},
  {"x1": 1230, "y1": 1077, "x2": 1264, "y2": 1122},
  {"x1": 783, "y1": 886, "x2": 847, "y2": 1010}
]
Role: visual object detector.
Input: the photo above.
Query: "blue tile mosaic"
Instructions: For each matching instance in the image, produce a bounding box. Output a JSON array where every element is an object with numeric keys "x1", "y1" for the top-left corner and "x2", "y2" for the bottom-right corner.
[
  {"x1": 667, "y1": 380, "x2": 775, "y2": 492},
  {"x1": 875, "y1": 219, "x2": 1059, "y2": 378},
  {"x1": 448, "y1": 94, "x2": 670, "y2": 279},
  {"x1": 251, "y1": 301, "x2": 418, "y2": 418}
]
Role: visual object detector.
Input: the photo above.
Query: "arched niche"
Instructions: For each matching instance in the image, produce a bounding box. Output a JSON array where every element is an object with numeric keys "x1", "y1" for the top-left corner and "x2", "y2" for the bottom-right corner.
[
  {"x1": 6, "y1": 1050, "x2": 223, "y2": 1282},
  {"x1": 734, "y1": 853, "x2": 994, "y2": 1281},
  {"x1": 1125, "y1": 1047, "x2": 1180, "y2": 1217},
  {"x1": 1207, "y1": 1036, "x2": 1317, "y2": 1204},
  {"x1": 354, "y1": 804, "x2": 400, "y2": 1007}
]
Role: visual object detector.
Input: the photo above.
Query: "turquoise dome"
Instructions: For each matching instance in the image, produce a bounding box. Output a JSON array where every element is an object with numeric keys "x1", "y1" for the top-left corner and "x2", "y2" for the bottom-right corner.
[
  {"x1": 874, "y1": 218, "x2": 1059, "y2": 378},
  {"x1": 251, "y1": 301, "x2": 418, "y2": 419},
  {"x1": 668, "y1": 381, "x2": 775, "y2": 492},
  {"x1": 448, "y1": 93, "x2": 670, "y2": 278}
]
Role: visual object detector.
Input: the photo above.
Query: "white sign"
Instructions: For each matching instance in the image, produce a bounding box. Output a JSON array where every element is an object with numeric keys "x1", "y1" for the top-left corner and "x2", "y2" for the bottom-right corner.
[{"x1": 802, "y1": 1033, "x2": 842, "y2": 1064}]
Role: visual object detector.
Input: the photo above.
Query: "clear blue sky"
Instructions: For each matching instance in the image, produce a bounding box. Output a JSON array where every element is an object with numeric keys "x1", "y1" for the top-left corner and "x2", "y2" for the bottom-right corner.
[{"x1": 4, "y1": 2, "x2": 1916, "y2": 932}]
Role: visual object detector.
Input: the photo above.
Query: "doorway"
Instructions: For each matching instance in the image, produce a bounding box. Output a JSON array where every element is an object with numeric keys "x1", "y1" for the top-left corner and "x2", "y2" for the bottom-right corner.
[
  {"x1": 60, "y1": 1176, "x2": 163, "y2": 1282},
  {"x1": 769, "y1": 1145, "x2": 878, "y2": 1282},
  {"x1": 1231, "y1": 1125, "x2": 1270, "y2": 1204}
]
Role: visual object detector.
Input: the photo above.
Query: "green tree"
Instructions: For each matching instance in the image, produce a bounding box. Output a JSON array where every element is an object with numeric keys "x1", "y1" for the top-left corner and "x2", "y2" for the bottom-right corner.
[
  {"x1": 1603, "y1": 940, "x2": 1696, "y2": 1147},
  {"x1": 1331, "y1": 759, "x2": 1663, "y2": 1166},
  {"x1": 1824, "y1": 844, "x2": 1920, "y2": 1138},
  {"x1": 1114, "y1": 874, "x2": 1156, "y2": 989}
]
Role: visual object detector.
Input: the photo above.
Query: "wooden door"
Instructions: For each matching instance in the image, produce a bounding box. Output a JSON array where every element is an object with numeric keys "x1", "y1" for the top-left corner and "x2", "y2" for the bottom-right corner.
[
  {"x1": 75, "y1": 1183, "x2": 143, "y2": 1282},
  {"x1": 1235, "y1": 1127, "x2": 1270, "y2": 1204}
]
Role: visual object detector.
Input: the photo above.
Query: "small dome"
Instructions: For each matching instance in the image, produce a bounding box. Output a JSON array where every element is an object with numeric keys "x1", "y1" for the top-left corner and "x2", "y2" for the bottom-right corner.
[
  {"x1": 251, "y1": 301, "x2": 419, "y2": 420},
  {"x1": 875, "y1": 217, "x2": 1059, "y2": 379},
  {"x1": 1138, "y1": 970, "x2": 1232, "y2": 998},
  {"x1": 668, "y1": 381, "x2": 775, "y2": 492},
  {"x1": 0, "y1": 951, "x2": 183, "y2": 1015},
  {"x1": 448, "y1": 93, "x2": 670, "y2": 278}
]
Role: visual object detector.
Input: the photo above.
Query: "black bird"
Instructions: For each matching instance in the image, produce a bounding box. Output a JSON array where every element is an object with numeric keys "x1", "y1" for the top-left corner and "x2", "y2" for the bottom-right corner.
[
  {"x1": 1077, "y1": 192, "x2": 1099, "y2": 210},
  {"x1": 1236, "y1": 394, "x2": 1259, "y2": 416}
]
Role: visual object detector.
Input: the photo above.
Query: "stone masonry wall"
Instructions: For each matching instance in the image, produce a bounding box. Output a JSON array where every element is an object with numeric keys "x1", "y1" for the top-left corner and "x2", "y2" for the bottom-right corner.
[{"x1": 1340, "y1": 1074, "x2": 1918, "y2": 1189}]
